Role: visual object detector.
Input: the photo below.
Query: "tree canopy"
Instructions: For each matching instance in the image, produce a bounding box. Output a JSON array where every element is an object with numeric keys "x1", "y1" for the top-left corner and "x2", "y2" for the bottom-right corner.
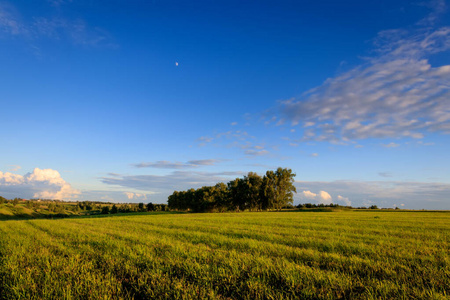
[{"x1": 168, "y1": 168, "x2": 296, "y2": 212}]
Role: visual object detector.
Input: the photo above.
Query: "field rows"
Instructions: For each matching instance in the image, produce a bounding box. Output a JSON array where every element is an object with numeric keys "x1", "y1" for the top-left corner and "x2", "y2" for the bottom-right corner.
[{"x1": 0, "y1": 211, "x2": 448, "y2": 299}]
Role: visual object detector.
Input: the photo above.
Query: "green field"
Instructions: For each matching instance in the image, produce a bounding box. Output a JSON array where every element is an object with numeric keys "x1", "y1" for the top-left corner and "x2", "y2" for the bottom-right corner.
[{"x1": 0, "y1": 211, "x2": 448, "y2": 299}]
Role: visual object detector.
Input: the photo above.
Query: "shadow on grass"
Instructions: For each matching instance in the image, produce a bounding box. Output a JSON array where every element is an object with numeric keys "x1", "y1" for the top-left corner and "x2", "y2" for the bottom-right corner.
[{"x1": 0, "y1": 210, "x2": 187, "y2": 221}]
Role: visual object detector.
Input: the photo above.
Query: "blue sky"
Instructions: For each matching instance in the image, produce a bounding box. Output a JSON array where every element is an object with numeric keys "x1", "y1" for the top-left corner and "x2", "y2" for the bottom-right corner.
[{"x1": 1, "y1": 0, "x2": 449, "y2": 209}]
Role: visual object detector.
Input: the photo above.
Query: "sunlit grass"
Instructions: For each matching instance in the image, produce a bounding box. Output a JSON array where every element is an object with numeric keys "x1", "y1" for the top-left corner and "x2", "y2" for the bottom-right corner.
[{"x1": 0, "y1": 211, "x2": 448, "y2": 299}]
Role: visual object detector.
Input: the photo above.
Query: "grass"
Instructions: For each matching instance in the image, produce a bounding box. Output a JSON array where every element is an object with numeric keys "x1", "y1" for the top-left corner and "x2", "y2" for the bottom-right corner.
[{"x1": 0, "y1": 211, "x2": 448, "y2": 299}]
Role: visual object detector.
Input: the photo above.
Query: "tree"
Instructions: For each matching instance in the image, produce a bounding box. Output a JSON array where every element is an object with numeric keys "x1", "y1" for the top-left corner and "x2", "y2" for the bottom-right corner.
[
  {"x1": 213, "y1": 182, "x2": 229, "y2": 212},
  {"x1": 146, "y1": 202, "x2": 155, "y2": 211},
  {"x1": 101, "y1": 206, "x2": 110, "y2": 214},
  {"x1": 262, "y1": 168, "x2": 297, "y2": 210},
  {"x1": 110, "y1": 204, "x2": 118, "y2": 214},
  {"x1": 138, "y1": 202, "x2": 145, "y2": 211},
  {"x1": 228, "y1": 178, "x2": 244, "y2": 211}
]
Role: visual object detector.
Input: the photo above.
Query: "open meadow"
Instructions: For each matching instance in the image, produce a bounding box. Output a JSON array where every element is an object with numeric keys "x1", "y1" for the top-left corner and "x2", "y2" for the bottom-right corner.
[{"x1": 0, "y1": 210, "x2": 448, "y2": 299}]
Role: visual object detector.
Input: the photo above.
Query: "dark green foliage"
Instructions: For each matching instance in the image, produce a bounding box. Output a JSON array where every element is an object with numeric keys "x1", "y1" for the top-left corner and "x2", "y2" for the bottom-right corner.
[
  {"x1": 101, "y1": 206, "x2": 110, "y2": 214},
  {"x1": 146, "y1": 202, "x2": 155, "y2": 211},
  {"x1": 110, "y1": 204, "x2": 118, "y2": 214},
  {"x1": 168, "y1": 168, "x2": 297, "y2": 212}
]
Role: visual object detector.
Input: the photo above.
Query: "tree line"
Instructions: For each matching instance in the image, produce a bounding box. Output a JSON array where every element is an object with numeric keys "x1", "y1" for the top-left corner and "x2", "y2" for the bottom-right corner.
[{"x1": 168, "y1": 167, "x2": 297, "y2": 212}]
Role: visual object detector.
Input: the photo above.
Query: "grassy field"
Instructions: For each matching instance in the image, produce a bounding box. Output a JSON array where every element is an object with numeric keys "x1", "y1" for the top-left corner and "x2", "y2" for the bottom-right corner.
[{"x1": 0, "y1": 211, "x2": 448, "y2": 299}]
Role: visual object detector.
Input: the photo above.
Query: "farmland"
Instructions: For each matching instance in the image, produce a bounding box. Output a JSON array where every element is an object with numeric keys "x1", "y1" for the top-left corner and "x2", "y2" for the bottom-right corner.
[{"x1": 0, "y1": 211, "x2": 448, "y2": 299}]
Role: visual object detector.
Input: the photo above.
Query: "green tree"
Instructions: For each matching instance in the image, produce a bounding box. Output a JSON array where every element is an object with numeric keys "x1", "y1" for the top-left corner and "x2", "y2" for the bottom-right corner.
[
  {"x1": 146, "y1": 202, "x2": 155, "y2": 211},
  {"x1": 101, "y1": 206, "x2": 110, "y2": 214},
  {"x1": 227, "y1": 178, "x2": 244, "y2": 211},
  {"x1": 138, "y1": 202, "x2": 145, "y2": 211},
  {"x1": 262, "y1": 168, "x2": 297, "y2": 210},
  {"x1": 213, "y1": 182, "x2": 229, "y2": 212},
  {"x1": 110, "y1": 204, "x2": 118, "y2": 214},
  {"x1": 241, "y1": 172, "x2": 263, "y2": 211}
]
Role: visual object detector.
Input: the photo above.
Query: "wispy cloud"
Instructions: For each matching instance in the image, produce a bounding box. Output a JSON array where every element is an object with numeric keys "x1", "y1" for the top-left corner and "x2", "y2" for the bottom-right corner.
[
  {"x1": 33, "y1": 17, "x2": 115, "y2": 47},
  {"x1": 197, "y1": 129, "x2": 269, "y2": 156},
  {"x1": 244, "y1": 149, "x2": 269, "y2": 156},
  {"x1": 133, "y1": 159, "x2": 222, "y2": 169},
  {"x1": 47, "y1": 0, "x2": 73, "y2": 7},
  {"x1": 378, "y1": 172, "x2": 393, "y2": 178},
  {"x1": 382, "y1": 142, "x2": 400, "y2": 148},
  {"x1": 0, "y1": 2, "x2": 27, "y2": 36},
  {"x1": 416, "y1": 0, "x2": 447, "y2": 26},
  {"x1": 8, "y1": 165, "x2": 21, "y2": 172},
  {"x1": 275, "y1": 20, "x2": 450, "y2": 143},
  {"x1": 100, "y1": 170, "x2": 246, "y2": 202},
  {"x1": 0, "y1": 2, "x2": 115, "y2": 47}
]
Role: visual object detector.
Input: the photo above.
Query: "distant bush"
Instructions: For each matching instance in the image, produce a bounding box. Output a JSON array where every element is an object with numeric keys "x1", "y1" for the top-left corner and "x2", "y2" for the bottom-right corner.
[{"x1": 101, "y1": 206, "x2": 110, "y2": 214}]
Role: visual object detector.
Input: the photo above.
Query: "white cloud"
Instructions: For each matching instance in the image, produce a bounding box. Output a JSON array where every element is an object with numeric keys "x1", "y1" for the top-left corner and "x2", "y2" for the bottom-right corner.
[
  {"x1": 124, "y1": 192, "x2": 147, "y2": 200},
  {"x1": 302, "y1": 190, "x2": 317, "y2": 199},
  {"x1": 277, "y1": 25, "x2": 450, "y2": 143},
  {"x1": 337, "y1": 195, "x2": 351, "y2": 206},
  {"x1": 300, "y1": 190, "x2": 332, "y2": 204},
  {"x1": 0, "y1": 171, "x2": 23, "y2": 185},
  {"x1": 295, "y1": 180, "x2": 450, "y2": 210},
  {"x1": 310, "y1": 153, "x2": 319, "y2": 157},
  {"x1": 0, "y1": 168, "x2": 80, "y2": 200},
  {"x1": 319, "y1": 191, "x2": 332, "y2": 204}
]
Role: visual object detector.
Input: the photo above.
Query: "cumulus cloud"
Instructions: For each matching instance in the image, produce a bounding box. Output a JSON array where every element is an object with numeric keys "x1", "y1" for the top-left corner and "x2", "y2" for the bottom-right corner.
[
  {"x1": 295, "y1": 180, "x2": 450, "y2": 210},
  {"x1": 124, "y1": 192, "x2": 147, "y2": 200},
  {"x1": 337, "y1": 195, "x2": 351, "y2": 206},
  {"x1": 276, "y1": 21, "x2": 450, "y2": 143},
  {"x1": 301, "y1": 190, "x2": 332, "y2": 204},
  {"x1": 0, "y1": 168, "x2": 80, "y2": 200},
  {"x1": 302, "y1": 190, "x2": 317, "y2": 199},
  {"x1": 133, "y1": 159, "x2": 221, "y2": 169}
]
